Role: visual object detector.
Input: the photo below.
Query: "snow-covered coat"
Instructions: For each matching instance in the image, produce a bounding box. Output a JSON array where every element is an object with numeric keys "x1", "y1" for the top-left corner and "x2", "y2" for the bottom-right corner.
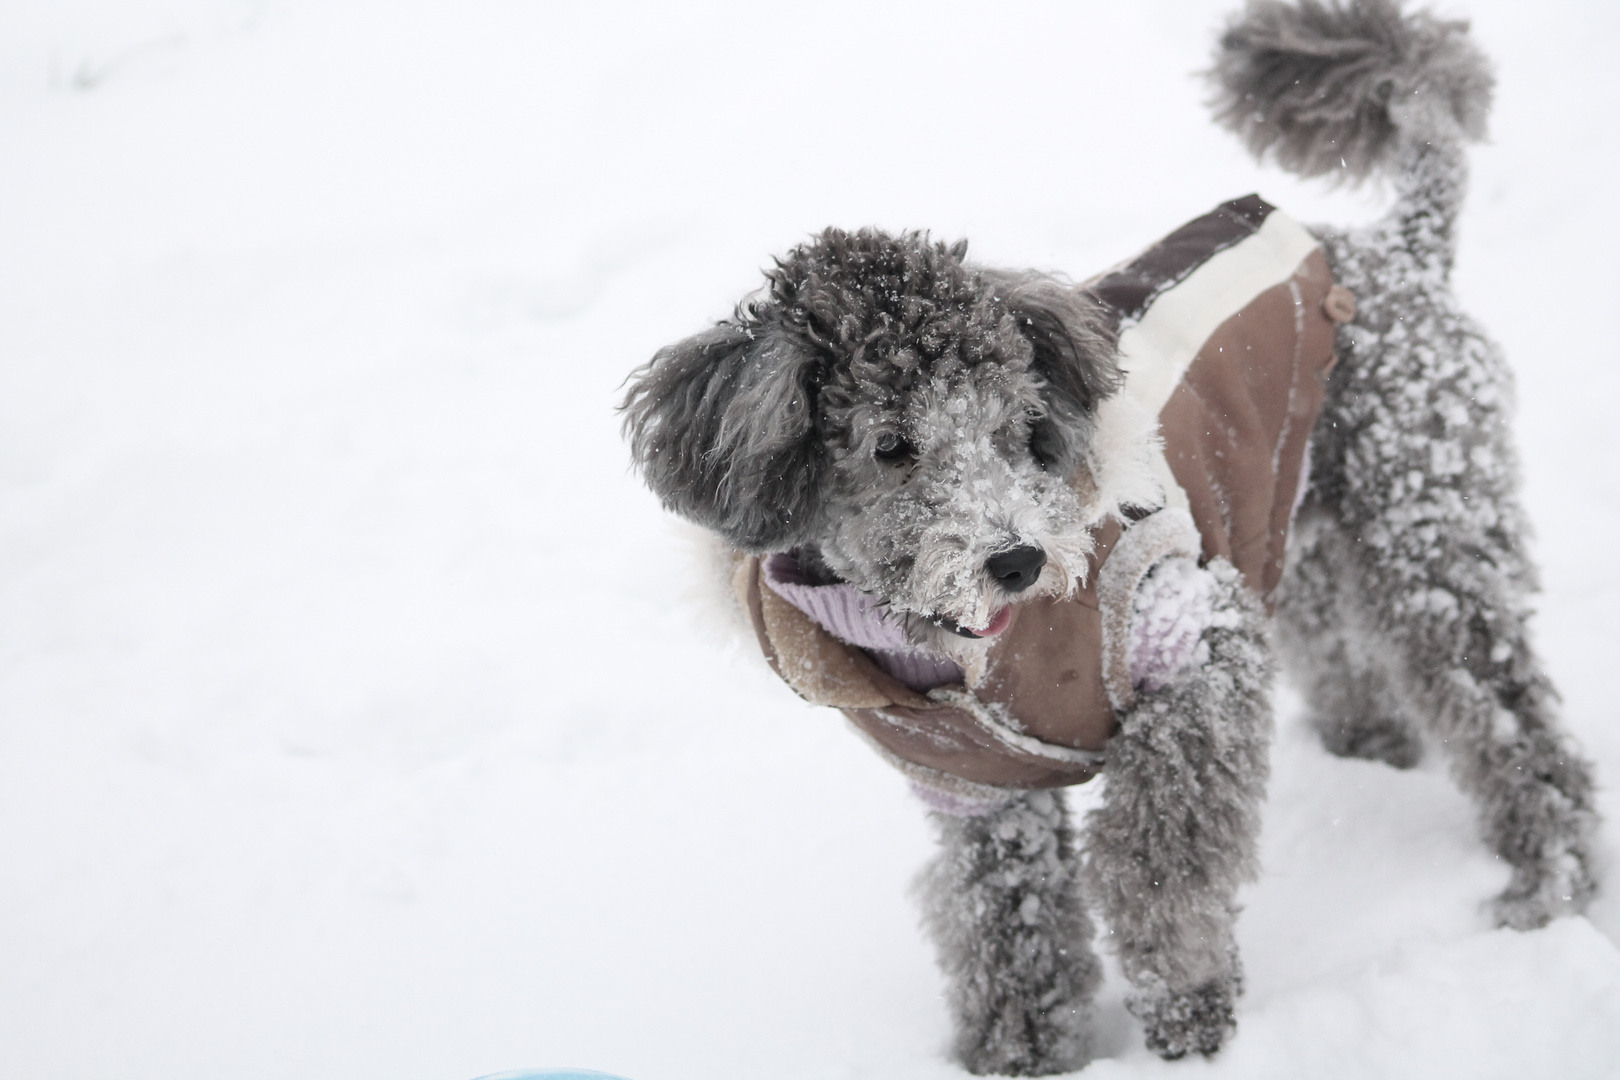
[{"x1": 736, "y1": 197, "x2": 1352, "y2": 803}]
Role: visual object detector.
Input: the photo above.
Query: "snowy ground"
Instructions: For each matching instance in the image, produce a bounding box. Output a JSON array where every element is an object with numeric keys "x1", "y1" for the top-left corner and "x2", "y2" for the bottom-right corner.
[{"x1": 2, "y1": 2, "x2": 1618, "y2": 1078}]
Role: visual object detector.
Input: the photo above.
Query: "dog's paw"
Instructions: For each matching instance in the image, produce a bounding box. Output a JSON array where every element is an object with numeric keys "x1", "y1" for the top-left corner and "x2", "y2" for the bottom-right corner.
[
  {"x1": 1492, "y1": 852, "x2": 1597, "y2": 930},
  {"x1": 1129, "y1": 976, "x2": 1238, "y2": 1060},
  {"x1": 953, "y1": 1000, "x2": 1093, "y2": 1077},
  {"x1": 1313, "y1": 712, "x2": 1423, "y2": 770},
  {"x1": 955, "y1": 1028, "x2": 1091, "y2": 1077}
]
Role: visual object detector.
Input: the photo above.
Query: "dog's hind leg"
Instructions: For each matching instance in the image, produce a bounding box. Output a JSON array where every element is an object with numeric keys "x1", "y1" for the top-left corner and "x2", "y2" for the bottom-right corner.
[
  {"x1": 1301, "y1": 210, "x2": 1600, "y2": 929},
  {"x1": 1311, "y1": 661, "x2": 1422, "y2": 770},
  {"x1": 1405, "y1": 612, "x2": 1595, "y2": 930},
  {"x1": 916, "y1": 789, "x2": 1100, "y2": 1076},
  {"x1": 1302, "y1": 494, "x2": 1598, "y2": 928},
  {"x1": 1279, "y1": 511, "x2": 1425, "y2": 770},
  {"x1": 1296, "y1": 446, "x2": 1598, "y2": 928},
  {"x1": 1083, "y1": 561, "x2": 1272, "y2": 1059}
]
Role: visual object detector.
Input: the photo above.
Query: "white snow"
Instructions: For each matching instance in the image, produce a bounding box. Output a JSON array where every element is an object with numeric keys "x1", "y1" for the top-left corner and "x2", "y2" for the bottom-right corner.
[{"x1": 1, "y1": 2, "x2": 1617, "y2": 1078}]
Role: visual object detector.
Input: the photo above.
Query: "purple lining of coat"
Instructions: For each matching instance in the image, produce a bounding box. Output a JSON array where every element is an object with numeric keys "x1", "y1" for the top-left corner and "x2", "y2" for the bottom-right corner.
[{"x1": 760, "y1": 553, "x2": 965, "y2": 692}]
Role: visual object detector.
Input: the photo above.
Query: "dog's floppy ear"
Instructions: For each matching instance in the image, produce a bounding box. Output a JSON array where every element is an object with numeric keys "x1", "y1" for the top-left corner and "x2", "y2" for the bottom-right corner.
[
  {"x1": 985, "y1": 271, "x2": 1122, "y2": 473},
  {"x1": 621, "y1": 320, "x2": 824, "y2": 552}
]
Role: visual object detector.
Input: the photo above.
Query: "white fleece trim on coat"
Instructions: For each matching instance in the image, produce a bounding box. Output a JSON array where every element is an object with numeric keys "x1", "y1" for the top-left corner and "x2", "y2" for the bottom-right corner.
[
  {"x1": 1115, "y1": 209, "x2": 1321, "y2": 512},
  {"x1": 1084, "y1": 388, "x2": 1166, "y2": 522}
]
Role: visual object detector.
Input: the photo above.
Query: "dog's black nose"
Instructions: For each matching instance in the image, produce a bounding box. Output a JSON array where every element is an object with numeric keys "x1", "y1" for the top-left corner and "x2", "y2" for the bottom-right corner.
[{"x1": 985, "y1": 545, "x2": 1046, "y2": 592}]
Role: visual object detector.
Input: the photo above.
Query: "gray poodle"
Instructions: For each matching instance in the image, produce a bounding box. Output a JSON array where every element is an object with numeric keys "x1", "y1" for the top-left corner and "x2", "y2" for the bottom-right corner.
[{"x1": 620, "y1": 0, "x2": 1599, "y2": 1071}]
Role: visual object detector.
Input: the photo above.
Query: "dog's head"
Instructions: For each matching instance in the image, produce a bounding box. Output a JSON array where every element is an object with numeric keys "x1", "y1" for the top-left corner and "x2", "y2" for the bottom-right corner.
[{"x1": 623, "y1": 227, "x2": 1144, "y2": 655}]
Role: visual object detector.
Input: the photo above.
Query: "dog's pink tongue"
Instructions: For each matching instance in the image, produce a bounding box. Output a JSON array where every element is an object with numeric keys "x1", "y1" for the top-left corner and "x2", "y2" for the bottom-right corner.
[{"x1": 973, "y1": 607, "x2": 1013, "y2": 638}]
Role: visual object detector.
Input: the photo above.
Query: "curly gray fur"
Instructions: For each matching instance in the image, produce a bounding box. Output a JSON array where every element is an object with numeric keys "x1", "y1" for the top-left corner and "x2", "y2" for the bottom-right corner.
[
  {"x1": 1208, "y1": 0, "x2": 1492, "y2": 183},
  {"x1": 917, "y1": 791, "x2": 1101, "y2": 1075},
  {"x1": 623, "y1": 227, "x2": 1123, "y2": 647},
  {"x1": 1084, "y1": 560, "x2": 1273, "y2": 1058}
]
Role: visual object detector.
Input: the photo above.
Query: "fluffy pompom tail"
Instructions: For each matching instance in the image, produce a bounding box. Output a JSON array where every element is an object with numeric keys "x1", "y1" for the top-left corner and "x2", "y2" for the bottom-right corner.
[{"x1": 1207, "y1": 0, "x2": 1494, "y2": 183}]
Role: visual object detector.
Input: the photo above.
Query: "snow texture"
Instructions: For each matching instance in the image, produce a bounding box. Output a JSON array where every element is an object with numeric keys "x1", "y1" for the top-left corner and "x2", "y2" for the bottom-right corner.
[
  {"x1": 1126, "y1": 557, "x2": 1221, "y2": 693},
  {"x1": 1, "y1": 2, "x2": 1618, "y2": 1079}
]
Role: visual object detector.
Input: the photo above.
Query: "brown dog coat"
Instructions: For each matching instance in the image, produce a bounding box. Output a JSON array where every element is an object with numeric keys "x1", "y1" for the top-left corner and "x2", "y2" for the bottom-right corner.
[{"x1": 737, "y1": 196, "x2": 1352, "y2": 803}]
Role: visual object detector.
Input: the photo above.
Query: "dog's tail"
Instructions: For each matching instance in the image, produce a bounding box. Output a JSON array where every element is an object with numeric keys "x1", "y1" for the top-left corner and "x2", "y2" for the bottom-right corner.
[{"x1": 1208, "y1": 0, "x2": 1493, "y2": 272}]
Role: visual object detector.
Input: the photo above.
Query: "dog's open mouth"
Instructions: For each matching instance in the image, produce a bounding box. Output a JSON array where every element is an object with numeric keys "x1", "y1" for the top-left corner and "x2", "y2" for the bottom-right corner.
[{"x1": 932, "y1": 606, "x2": 1012, "y2": 640}]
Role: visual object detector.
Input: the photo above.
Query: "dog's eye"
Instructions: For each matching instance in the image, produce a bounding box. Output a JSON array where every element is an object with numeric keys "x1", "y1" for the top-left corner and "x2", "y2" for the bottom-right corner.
[
  {"x1": 874, "y1": 432, "x2": 914, "y2": 462},
  {"x1": 1029, "y1": 421, "x2": 1065, "y2": 470}
]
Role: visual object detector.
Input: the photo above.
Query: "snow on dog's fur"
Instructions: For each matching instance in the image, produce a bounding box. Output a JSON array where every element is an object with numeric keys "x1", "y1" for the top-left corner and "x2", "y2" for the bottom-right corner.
[
  {"x1": 623, "y1": 231, "x2": 1159, "y2": 667},
  {"x1": 622, "y1": 0, "x2": 1600, "y2": 1072}
]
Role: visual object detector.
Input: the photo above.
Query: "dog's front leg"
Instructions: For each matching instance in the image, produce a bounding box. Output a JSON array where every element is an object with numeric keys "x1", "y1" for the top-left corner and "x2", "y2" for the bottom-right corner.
[
  {"x1": 916, "y1": 789, "x2": 1101, "y2": 1076},
  {"x1": 1083, "y1": 560, "x2": 1273, "y2": 1059}
]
